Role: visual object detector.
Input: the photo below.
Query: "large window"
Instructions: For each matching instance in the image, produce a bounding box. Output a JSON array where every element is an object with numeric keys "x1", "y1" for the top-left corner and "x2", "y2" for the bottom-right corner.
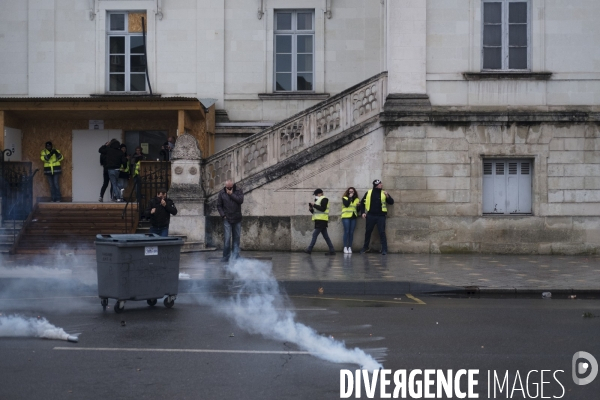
[
  {"x1": 107, "y1": 11, "x2": 147, "y2": 92},
  {"x1": 483, "y1": 159, "x2": 532, "y2": 214},
  {"x1": 482, "y1": 0, "x2": 529, "y2": 70},
  {"x1": 274, "y1": 10, "x2": 315, "y2": 91}
]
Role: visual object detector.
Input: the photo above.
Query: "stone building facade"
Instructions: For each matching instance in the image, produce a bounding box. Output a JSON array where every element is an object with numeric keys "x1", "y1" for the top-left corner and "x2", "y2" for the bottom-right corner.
[{"x1": 1, "y1": 0, "x2": 599, "y2": 253}]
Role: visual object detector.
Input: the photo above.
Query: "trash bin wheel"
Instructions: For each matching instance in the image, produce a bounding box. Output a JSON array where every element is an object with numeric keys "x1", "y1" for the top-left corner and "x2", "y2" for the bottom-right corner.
[
  {"x1": 164, "y1": 297, "x2": 175, "y2": 308},
  {"x1": 147, "y1": 299, "x2": 157, "y2": 306},
  {"x1": 114, "y1": 301, "x2": 125, "y2": 313},
  {"x1": 101, "y1": 298, "x2": 109, "y2": 311}
]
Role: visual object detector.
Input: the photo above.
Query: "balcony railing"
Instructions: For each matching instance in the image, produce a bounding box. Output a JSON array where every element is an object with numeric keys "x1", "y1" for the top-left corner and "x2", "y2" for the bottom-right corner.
[{"x1": 202, "y1": 72, "x2": 387, "y2": 195}]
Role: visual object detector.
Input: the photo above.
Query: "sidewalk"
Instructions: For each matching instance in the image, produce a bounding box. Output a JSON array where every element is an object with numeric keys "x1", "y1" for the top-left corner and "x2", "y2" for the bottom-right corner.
[{"x1": 0, "y1": 250, "x2": 599, "y2": 296}]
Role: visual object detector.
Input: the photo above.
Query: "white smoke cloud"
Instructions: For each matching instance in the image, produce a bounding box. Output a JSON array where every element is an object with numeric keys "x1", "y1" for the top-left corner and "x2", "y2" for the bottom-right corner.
[
  {"x1": 215, "y1": 258, "x2": 382, "y2": 371},
  {"x1": 0, "y1": 314, "x2": 78, "y2": 342}
]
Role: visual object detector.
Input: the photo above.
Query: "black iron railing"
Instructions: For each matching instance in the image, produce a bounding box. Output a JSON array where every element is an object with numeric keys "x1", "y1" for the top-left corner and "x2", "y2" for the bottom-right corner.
[
  {"x1": 122, "y1": 161, "x2": 171, "y2": 232},
  {"x1": 0, "y1": 149, "x2": 38, "y2": 242}
]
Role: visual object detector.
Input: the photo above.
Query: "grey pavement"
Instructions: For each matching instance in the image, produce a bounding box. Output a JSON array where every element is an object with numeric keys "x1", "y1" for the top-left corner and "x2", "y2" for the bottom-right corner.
[{"x1": 0, "y1": 250, "x2": 599, "y2": 296}]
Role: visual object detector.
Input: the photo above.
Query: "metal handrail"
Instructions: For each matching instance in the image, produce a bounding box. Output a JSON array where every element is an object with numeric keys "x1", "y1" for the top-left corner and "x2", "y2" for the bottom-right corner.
[{"x1": 4, "y1": 168, "x2": 38, "y2": 242}]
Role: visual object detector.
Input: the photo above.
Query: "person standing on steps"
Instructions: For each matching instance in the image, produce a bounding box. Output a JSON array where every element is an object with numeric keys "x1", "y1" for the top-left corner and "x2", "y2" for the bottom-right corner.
[
  {"x1": 359, "y1": 179, "x2": 394, "y2": 255},
  {"x1": 341, "y1": 186, "x2": 360, "y2": 254},
  {"x1": 40, "y1": 141, "x2": 64, "y2": 202},
  {"x1": 99, "y1": 139, "x2": 127, "y2": 202},
  {"x1": 304, "y1": 188, "x2": 336, "y2": 256},
  {"x1": 98, "y1": 144, "x2": 113, "y2": 202},
  {"x1": 146, "y1": 189, "x2": 177, "y2": 237}
]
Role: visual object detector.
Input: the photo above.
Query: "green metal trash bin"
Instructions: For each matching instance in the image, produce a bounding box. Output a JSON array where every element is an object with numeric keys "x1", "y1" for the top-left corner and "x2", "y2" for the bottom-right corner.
[{"x1": 95, "y1": 234, "x2": 184, "y2": 313}]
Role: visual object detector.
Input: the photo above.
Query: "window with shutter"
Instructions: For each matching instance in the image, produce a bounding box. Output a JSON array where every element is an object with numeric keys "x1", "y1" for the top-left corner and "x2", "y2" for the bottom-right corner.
[{"x1": 483, "y1": 159, "x2": 532, "y2": 214}]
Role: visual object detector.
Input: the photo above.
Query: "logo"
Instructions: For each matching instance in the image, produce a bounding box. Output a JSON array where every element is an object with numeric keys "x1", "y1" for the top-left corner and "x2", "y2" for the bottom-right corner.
[{"x1": 572, "y1": 351, "x2": 598, "y2": 385}]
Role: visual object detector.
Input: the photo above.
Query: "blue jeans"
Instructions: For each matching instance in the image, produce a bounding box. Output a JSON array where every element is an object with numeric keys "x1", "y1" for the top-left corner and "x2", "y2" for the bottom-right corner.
[
  {"x1": 362, "y1": 214, "x2": 387, "y2": 252},
  {"x1": 223, "y1": 219, "x2": 241, "y2": 260},
  {"x1": 150, "y1": 226, "x2": 169, "y2": 237},
  {"x1": 342, "y1": 218, "x2": 357, "y2": 248},
  {"x1": 45, "y1": 173, "x2": 61, "y2": 201},
  {"x1": 108, "y1": 169, "x2": 121, "y2": 200}
]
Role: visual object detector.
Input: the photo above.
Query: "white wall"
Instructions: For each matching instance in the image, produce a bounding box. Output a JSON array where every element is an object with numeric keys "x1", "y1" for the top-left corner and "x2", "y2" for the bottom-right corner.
[
  {"x1": 1, "y1": 0, "x2": 599, "y2": 114},
  {"x1": 426, "y1": 0, "x2": 600, "y2": 107}
]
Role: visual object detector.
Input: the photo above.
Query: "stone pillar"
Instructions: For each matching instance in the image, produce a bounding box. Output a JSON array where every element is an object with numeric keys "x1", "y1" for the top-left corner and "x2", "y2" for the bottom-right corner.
[
  {"x1": 167, "y1": 133, "x2": 206, "y2": 250},
  {"x1": 385, "y1": 0, "x2": 431, "y2": 110}
]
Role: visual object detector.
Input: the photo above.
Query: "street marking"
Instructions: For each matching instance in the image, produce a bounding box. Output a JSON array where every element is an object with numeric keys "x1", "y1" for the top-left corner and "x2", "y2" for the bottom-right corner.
[
  {"x1": 54, "y1": 347, "x2": 310, "y2": 355},
  {"x1": 291, "y1": 294, "x2": 426, "y2": 305},
  {"x1": 405, "y1": 294, "x2": 426, "y2": 305}
]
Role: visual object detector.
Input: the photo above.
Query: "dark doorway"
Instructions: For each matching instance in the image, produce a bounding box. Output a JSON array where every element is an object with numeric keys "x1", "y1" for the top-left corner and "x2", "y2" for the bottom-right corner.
[{"x1": 124, "y1": 130, "x2": 168, "y2": 161}]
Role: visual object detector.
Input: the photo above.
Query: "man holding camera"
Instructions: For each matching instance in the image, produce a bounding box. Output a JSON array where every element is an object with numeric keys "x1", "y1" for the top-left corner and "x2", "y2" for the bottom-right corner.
[
  {"x1": 40, "y1": 141, "x2": 64, "y2": 202},
  {"x1": 305, "y1": 188, "x2": 336, "y2": 255},
  {"x1": 217, "y1": 179, "x2": 244, "y2": 262}
]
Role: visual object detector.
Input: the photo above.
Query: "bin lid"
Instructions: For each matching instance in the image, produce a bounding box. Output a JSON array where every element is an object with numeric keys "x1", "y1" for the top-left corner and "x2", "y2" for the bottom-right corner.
[{"x1": 95, "y1": 234, "x2": 183, "y2": 243}]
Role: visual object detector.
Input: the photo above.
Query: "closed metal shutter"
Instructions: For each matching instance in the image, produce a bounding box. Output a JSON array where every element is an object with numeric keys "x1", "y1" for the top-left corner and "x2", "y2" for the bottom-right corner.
[{"x1": 483, "y1": 159, "x2": 532, "y2": 214}]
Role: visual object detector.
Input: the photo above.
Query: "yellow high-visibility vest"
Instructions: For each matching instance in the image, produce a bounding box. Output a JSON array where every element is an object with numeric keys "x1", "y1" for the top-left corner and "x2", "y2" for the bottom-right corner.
[
  {"x1": 312, "y1": 196, "x2": 329, "y2": 221},
  {"x1": 40, "y1": 149, "x2": 63, "y2": 174},
  {"x1": 364, "y1": 189, "x2": 387, "y2": 213},
  {"x1": 341, "y1": 196, "x2": 360, "y2": 218}
]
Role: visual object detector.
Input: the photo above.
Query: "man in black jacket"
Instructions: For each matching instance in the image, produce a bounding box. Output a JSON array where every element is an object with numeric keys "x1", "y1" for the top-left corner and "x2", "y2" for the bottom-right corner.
[
  {"x1": 145, "y1": 189, "x2": 177, "y2": 237},
  {"x1": 359, "y1": 179, "x2": 394, "y2": 255},
  {"x1": 99, "y1": 139, "x2": 127, "y2": 202},
  {"x1": 216, "y1": 179, "x2": 244, "y2": 262}
]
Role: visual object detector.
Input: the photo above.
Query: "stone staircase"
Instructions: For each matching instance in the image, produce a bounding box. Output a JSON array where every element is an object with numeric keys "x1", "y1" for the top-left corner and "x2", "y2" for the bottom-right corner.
[
  {"x1": 0, "y1": 221, "x2": 22, "y2": 254},
  {"x1": 13, "y1": 203, "x2": 136, "y2": 254},
  {"x1": 202, "y1": 72, "x2": 388, "y2": 211}
]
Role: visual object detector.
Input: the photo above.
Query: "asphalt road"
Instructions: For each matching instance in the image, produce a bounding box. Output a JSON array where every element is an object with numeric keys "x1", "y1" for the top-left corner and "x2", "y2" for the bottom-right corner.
[{"x1": 0, "y1": 293, "x2": 599, "y2": 400}]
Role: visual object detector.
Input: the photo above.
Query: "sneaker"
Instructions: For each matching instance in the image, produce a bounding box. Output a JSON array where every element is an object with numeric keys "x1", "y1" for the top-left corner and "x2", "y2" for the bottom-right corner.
[
  {"x1": 220, "y1": 257, "x2": 230, "y2": 262},
  {"x1": 324, "y1": 251, "x2": 336, "y2": 256},
  {"x1": 98, "y1": 196, "x2": 103, "y2": 202},
  {"x1": 359, "y1": 248, "x2": 369, "y2": 254},
  {"x1": 343, "y1": 247, "x2": 348, "y2": 254},
  {"x1": 116, "y1": 198, "x2": 123, "y2": 202},
  {"x1": 303, "y1": 248, "x2": 312, "y2": 255},
  {"x1": 348, "y1": 248, "x2": 352, "y2": 254},
  {"x1": 381, "y1": 250, "x2": 387, "y2": 255}
]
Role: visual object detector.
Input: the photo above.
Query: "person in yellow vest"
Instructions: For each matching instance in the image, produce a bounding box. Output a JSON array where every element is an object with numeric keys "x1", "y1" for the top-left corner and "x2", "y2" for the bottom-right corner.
[
  {"x1": 359, "y1": 179, "x2": 394, "y2": 255},
  {"x1": 40, "y1": 141, "x2": 64, "y2": 202},
  {"x1": 341, "y1": 186, "x2": 361, "y2": 254},
  {"x1": 131, "y1": 146, "x2": 144, "y2": 206},
  {"x1": 304, "y1": 188, "x2": 336, "y2": 255}
]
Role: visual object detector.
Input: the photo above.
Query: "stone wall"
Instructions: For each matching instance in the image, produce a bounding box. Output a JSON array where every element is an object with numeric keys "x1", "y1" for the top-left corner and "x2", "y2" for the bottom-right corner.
[{"x1": 206, "y1": 113, "x2": 600, "y2": 254}]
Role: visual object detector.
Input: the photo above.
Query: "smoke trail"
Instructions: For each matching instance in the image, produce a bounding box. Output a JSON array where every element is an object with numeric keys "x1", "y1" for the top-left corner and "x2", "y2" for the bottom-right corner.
[
  {"x1": 0, "y1": 314, "x2": 78, "y2": 342},
  {"x1": 218, "y1": 258, "x2": 382, "y2": 371}
]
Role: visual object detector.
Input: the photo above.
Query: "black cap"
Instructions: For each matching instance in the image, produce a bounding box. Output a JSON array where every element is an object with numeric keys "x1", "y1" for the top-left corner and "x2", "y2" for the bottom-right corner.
[
  {"x1": 373, "y1": 179, "x2": 382, "y2": 187},
  {"x1": 313, "y1": 188, "x2": 323, "y2": 195},
  {"x1": 45, "y1": 141, "x2": 53, "y2": 147}
]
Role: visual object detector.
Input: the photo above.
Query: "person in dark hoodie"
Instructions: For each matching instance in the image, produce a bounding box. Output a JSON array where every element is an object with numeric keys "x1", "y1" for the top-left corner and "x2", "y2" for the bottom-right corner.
[
  {"x1": 99, "y1": 139, "x2": 127, "y2": 202},
  {"x1": 145, "y1": 189, "x2": 177, "y2": 236},
  {"x1": 216, "y1": 179, "x2": 244, "y2": 262},
  {"x1": 304, "y1": 188, "x2": 336, "y2": 256},
  {"x1": 98, "y1": 145, "x2": 113, "y2": 202},
  {"x1": 359, "y1": 179, "x2": 394, "y2": 255}
]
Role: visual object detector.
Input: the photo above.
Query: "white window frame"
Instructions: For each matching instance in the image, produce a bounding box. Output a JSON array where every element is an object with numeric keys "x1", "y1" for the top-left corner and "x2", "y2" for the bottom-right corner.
[
  {"x1": 273, "y1": 10, "x2": 315, "y2": 92},
  {"x1": 481, "y1": 0, "x2": 531, "y2": 71},
  {"x1": 483, "y1": 158, "x2": 533, "y2": 215},
  {"x1": 106, "y1": 11, "x2": 147, "y2": 93}
]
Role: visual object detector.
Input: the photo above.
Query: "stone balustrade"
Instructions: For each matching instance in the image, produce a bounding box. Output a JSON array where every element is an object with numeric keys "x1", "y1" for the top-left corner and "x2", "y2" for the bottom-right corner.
[{"x1": 202, "y1": 72, "x2": 387, "y2": 195}]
